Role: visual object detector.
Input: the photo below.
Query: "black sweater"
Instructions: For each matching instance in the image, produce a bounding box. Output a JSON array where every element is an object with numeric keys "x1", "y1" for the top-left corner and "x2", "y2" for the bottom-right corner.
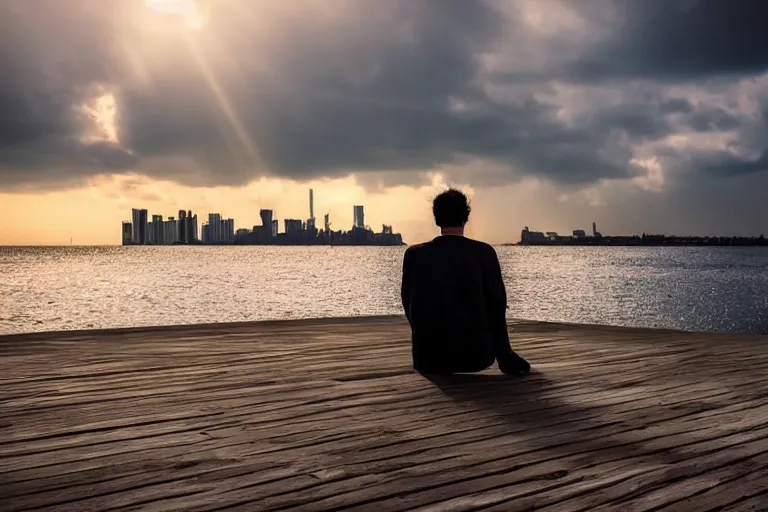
[{"x1": 401, "y1": 235, "x2": 512, "y2": 372}]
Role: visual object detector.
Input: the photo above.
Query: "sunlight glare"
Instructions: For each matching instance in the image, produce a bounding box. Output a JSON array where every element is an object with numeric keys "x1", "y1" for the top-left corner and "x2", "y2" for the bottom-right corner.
[
  {"x1": 182, "y1": 35, "x2": 265, "y2": 172},
  {"x1": 184, "y1": 11, "x2": 204, "y2": 30},
  {"x1": 81, "y1": 91, "x2": 119, "y2": 144},
  {"x1": 145, "y1": 0, "x2": 205, "y2": 30}
]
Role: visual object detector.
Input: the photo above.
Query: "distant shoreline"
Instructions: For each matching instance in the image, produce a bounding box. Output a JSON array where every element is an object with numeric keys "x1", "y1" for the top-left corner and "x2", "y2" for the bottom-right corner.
[{"x1": 504, "y1": 241, "x2": 768, "y2": 247}]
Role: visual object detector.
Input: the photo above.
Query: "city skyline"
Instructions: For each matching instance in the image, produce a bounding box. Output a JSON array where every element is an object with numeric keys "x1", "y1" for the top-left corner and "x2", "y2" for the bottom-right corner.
[
  {"x1": 121, "y1": 188, "x2": 404, "y2": 246},
  {"x1": 519, "y1": 222, "x2": 768, "y2": 246},
  {"x1": 2, "y1": 1, "x2": 768, "y2": 245}
]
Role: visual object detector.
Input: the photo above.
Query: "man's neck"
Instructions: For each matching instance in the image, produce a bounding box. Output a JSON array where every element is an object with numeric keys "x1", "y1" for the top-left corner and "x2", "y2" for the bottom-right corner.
[{"x1": 440, "y1": 227, "x2": 464, "y2": 237}]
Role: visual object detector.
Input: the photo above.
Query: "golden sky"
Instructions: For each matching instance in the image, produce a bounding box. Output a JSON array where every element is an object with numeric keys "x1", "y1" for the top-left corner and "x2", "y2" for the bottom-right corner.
[
  {"x1": 0, "y1": 174, "x2": 479, "y2": 246},
  {"x1": 2, "y1": 0, "x2": 768, "y2": 244},
  {"x1": 0, "y1": 169, "x2": 669, "y2": 246}
]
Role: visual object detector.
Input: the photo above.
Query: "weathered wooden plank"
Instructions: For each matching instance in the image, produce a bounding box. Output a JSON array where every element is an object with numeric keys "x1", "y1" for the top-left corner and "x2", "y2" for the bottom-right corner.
[
  {"x1": 4, "y1": 384, "x2": 754, "y2": 499},
  {"x1": 97, "y1": 394, "x2": 768, "y2": 511},
  {"x1": 1, "y1": 317, "x2": 768, "y2": 512}
]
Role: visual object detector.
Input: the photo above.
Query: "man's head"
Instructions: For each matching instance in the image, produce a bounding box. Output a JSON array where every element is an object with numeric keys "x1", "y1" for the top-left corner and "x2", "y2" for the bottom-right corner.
[{"x1": 432, "y1": 188, "x2": 471, "y2": 230}]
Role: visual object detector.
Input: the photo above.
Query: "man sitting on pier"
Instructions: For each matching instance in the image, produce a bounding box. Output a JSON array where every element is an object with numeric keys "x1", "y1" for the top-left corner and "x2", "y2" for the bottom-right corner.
[{"x1": 401, "y1": 189, "x2": 531, "y2": 375}]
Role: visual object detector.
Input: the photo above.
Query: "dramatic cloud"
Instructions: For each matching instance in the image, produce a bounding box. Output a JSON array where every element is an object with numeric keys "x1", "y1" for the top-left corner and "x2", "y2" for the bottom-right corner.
[
  {"x1": 1, "y1": 0, "x2": 767, "y2": 204},
  {"x1": 574, "y1": 0, "x2": 768, "y2": 80}
]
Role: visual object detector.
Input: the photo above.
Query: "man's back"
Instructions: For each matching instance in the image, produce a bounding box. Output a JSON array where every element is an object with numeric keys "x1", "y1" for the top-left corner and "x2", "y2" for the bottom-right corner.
[{"x1": 401, "y1": 235, "x2": 509, "y2": 373}]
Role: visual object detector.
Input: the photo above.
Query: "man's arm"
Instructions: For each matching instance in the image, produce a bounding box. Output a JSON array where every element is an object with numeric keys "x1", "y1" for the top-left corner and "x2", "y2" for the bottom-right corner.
[
  {"x1": 484, "y1": 246, "x2": 512, "y2": 357},
  {"x1": 401, "y1": 248, "x2": 412, "y2": 324}
]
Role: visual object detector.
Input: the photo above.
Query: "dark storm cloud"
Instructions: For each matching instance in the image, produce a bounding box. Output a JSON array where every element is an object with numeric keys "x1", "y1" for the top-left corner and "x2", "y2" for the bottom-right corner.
[
  {"x1": 0, "y1": 0, "x2": 136, "y2": 188},
  {"x1": 666, "y1": 98, "x2": 768, "y2": 179},
  {"x1": 0, "y1": 0, "x2": 767, "y2": 192},
  {"x1": 571, "y1": 0, "x2": 768, "y2": 81},
  {"x1": 700, "y1": 153, "x2": 768, "y2": 177},
  {"x1": 117, "y1": 0, "x2": 516, "y2": 185}
]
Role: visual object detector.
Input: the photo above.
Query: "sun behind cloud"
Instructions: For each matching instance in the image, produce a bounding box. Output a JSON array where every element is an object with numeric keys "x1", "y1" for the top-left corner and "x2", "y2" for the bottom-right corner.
[
  {"x1": 145, "y1": 0, "x2": 205, "y2": 30},
  {"x1": 80, "y1": 90, "x2": 119, "y2": 144}
]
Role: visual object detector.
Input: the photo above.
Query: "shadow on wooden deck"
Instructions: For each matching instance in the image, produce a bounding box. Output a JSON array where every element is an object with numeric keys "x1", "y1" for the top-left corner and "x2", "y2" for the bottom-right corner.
[{"x1": 2, "y1": 317, "x2": 768, "y2": 511}]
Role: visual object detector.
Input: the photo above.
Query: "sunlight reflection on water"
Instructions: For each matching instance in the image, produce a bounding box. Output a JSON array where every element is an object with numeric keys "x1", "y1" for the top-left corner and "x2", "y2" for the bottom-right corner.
[{"x1": 2, "y1": 245, "x2": 767, "y2": 335}]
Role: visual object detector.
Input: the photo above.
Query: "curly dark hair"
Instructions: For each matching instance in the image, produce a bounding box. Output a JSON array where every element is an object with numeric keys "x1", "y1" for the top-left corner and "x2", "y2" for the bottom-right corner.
[{"x1": 432, "y1": 188, "x2": 471, "y2": 228}]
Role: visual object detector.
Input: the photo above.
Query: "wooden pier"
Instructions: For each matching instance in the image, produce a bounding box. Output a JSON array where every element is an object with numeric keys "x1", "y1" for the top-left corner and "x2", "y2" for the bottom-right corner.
[{"x1": 1, "y1": 317, "x2": 767, "y2": 511}]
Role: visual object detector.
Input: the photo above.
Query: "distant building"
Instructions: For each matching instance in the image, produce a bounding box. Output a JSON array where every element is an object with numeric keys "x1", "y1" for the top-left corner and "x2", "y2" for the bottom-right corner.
[
  {"x1": 132, "y1": 208, "x2": 148, "y2": 245},
  {"x1": 186, "y1": 211, "x2": 197, "y2": 243},
  {"x1": 163, "y1": 217, "x2": 178, "y2": 245},
  {"x1": 202, "y1": 214, "x2": 234, "y2": 243},
  {"x1": 139, "y1": 209, "x2": 148, "y2": 244},
  {"x1": 309, "y1": 189, "x2": 314, "y2": 220},
  {"x1": 223, "y1": 219, "x2": 234, "y2": 242},
  {"x1": 573, "y1": 229, "x2": 586, "y2": 238},
  {"x1": 151, "y1": 215, "x2": 163, "y2": 245},
  {"x1": 260, "y1": 209, "x2": 274, "y2": 240},
  {"x1": 353, "y1": 205, "x2": 365, "y2": 229},
  {"x1": 208, "y1": 213, "x2": 221, "y2": 242},
  {"x1": 131, "y1": 209, "x2": 139, "y2": 243},
  {"x1": 178, "y1": 210, "x2": 187, "y2": 243},
  {"x1": 171, "y1": 210, "x2": 198, "y2": 244},
  {"x1": 120, "y1": 198, "x2": 404, "y2": 247},
  {"x1": 122, "y1": 222, "x2": 133, "y2": 245},
  {"x1": 545, "y1": 231, "x2": 558, "y2": 239},
  {"x1": 520, "y1": 226, "x2": 546, "y2": 243},
  {"x1": 284, "y1": 219, "x2": 303, "y2": 234}
]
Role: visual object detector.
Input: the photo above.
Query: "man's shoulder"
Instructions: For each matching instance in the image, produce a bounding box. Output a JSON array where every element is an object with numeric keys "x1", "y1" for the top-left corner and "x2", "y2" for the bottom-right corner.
[
  {"x1": 464, "y1": 237, "x2": 497, "y2": 255},
  {"x1": 405, "y1": 237, "x2": 496, "y2": 257},
  {"x1": 404, "y1": 241, "x2": 433, "y2": 257}
]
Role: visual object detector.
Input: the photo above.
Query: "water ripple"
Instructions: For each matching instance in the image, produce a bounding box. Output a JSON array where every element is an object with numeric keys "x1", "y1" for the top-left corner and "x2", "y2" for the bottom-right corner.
[{"x1": 1, "y1": 245, "x2": 767, "y2": 335}]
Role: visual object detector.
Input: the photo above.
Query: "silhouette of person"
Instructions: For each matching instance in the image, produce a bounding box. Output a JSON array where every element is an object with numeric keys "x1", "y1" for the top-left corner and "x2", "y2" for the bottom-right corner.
[{"x1": 401, "y1": 189, "x2": 531, "y2": 375}]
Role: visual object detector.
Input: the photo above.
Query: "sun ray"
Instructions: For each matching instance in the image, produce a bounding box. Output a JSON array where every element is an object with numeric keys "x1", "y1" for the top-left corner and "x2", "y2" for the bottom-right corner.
[
  {"x1": 145, "y1": 0, "x2": 206, "y2": 30},
  {"x1": 142, "y1": 0, "x2": 263, "y2": 173},
  {"x1": 182, "y1": 32, "x2": 266, "y2": 175}
]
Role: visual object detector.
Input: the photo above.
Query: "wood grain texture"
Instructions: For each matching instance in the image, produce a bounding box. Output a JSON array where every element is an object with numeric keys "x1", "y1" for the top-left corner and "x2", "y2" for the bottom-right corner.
[{"x1": 1, "y1": 317, "x2": 767, "y2": 511}]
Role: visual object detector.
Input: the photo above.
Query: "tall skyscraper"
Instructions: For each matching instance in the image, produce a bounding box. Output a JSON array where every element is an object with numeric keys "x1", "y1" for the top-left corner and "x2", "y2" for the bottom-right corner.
[
  {"x1": 140, "y1": 209, "x2": 148, "y2": 244},
  {"x1": 164, "y1": 217, "x2": 177, "y2": 244},
  {"x1": 151, "y1": 215, "x2": 163, "y2": 245},
  {"x1": 324, "y1": 213, "x2": 330, "y2": 233},
  {"x1": 132, "y1": 208, "x2": 148, "y2": 244},
  {"x1": 309, "y1": 189, "x2": 314, "y2": 220},
  {"x1": 284, "y1": 219, "x2": 303, "y2": 234},
  {"x1": 178, "y1": 210, "x2": 187, "y2": 243},
  {"x1": 208, "y1": 213, "x2": 222, "y2": 242},
  {"x1": 203, "y1": 214, "x2": 234, "y2": 243},
  {"x1": 122, "y1": 222, "x2": 133, "y2": 245},
  {"x1": 260, "y1": 209, "x2": 273, "y2": 239},
  {"x1": 131, "y1": 209, "x2": 139, "y2": 242},
  {"x1": 353, "y1": 205, "x2": 365, "y2": 229},
  {"x1": 189, "y1": 212, "x2": 198, "y2": 243},
  {"x1": 223, "y1": 219, "x2": 235, "y2": 242}
]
